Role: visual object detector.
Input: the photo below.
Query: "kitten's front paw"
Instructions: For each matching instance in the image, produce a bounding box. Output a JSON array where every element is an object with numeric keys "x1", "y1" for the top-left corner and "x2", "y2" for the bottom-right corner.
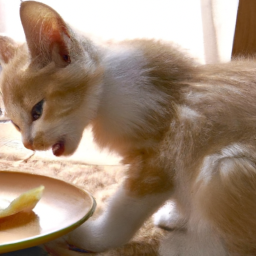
[
  {"x1": 65, "y1": 221, "x2": 106, "y2": 253},
  {"x1": 56, "y1": 217, "x2": 118, "y2": 253}
]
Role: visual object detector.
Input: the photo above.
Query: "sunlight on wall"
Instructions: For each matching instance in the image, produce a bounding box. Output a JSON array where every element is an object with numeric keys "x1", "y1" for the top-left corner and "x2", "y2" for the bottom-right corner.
[
  {"x1": 2, "y1": 0, "x2": 205, "y2": 62},
  {"x1": 212, "y1": 0, "x2": 238, "y2": 62},
  {"x1": 0, "y1": 0, "x2": 239, "y2": 64}
]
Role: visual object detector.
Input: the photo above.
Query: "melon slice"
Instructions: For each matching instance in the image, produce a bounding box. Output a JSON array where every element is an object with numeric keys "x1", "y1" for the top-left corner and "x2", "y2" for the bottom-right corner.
[{"x1": 0, "y1": 186, "x2": 44, "y2": 218}]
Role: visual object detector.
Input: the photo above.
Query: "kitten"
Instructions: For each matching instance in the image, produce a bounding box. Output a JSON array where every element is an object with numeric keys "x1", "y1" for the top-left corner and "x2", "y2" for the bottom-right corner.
[{"x1": 1, "y1": 1, "x2": 256, "y2": 255}]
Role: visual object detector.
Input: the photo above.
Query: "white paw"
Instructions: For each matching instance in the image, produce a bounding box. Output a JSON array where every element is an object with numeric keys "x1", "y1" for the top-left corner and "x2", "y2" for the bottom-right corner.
[
  {"x1": 65, "y1": 220, "x2": 108, "y2": 252},
  {"x1": 153, "y1": 201, "x2": 185, "y2": 230},
  {"x1": 66, "y1": 212, "x2": 134, "y2": 253}
]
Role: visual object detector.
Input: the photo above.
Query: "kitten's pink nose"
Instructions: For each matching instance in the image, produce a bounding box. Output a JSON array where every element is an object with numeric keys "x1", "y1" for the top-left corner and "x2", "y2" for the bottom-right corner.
[{"x1": 23, "y1": 140, "x2": 34, "y2": 151}]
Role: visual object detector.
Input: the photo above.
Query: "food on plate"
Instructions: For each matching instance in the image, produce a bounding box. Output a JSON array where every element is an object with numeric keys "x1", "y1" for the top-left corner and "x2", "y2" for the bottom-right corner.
[{"x1": 0, "y1": 186, "x2": 44, "y2": 218}]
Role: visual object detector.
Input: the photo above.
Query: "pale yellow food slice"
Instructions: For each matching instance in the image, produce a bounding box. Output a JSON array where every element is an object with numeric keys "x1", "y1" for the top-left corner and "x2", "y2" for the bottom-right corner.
[{"x1": 0, "y1": 186, "x2": 44, "y2": 218}]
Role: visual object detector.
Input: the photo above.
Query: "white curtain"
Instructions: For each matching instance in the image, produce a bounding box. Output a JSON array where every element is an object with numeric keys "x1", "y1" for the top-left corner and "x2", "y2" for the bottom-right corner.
[{"x1": 0, "y1": 0, "x2": 238, "y2": 64}]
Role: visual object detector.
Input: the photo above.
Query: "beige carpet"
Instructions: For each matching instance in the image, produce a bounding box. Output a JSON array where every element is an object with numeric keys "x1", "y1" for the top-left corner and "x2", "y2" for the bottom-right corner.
[{"x1": 0, "y1": 122, "x2": 164, "y2": 255}]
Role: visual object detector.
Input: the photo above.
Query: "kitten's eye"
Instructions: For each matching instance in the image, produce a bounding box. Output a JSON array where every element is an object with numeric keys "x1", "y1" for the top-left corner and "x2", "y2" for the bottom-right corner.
[
  {"x1": 62, "y1": 54, "x2": 71, "y2": 63},
  {"x1": 31, "y1": 100, "x2": 44, "y2": 121},
  {"x1": 11, "y1": 121, "x2": 21, "y2": 132}
]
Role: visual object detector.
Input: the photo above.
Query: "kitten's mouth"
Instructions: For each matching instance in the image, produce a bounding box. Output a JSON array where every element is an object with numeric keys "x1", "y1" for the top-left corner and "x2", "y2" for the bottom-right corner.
[{"x1": 52, "y1": 140, "x2": 65, "y2": 156}]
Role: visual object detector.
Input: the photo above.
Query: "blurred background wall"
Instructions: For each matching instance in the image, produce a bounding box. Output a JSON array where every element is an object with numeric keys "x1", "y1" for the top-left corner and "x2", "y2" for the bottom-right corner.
[{"x1": 0, "y1": 0, "x2": 238, "y2": 64}]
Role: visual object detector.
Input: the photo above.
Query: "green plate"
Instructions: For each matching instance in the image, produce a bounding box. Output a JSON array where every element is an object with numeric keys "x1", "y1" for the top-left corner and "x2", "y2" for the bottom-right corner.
[{"x1": 0, "y1": 171, "x2": 96, "y2": 254}]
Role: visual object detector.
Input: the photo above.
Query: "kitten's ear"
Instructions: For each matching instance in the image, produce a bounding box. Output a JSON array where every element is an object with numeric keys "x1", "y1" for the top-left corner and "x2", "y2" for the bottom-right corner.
[
  {"x1": 20, "y1": 1, "x2": 71, "y2": 68},
  {"x1": 0, "y1": 36, "x2": 17, "y2": 65}
]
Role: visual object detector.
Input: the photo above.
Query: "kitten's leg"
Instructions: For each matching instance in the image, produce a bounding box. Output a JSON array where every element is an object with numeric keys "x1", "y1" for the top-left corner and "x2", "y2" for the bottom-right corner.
[
  {"x1": 62, "y1": 159, "x2": 173, "y2": 252},
  {"x1": 159, "y1": 147, "x2": 256, "y2": 256},
  {"x1": 195, "y1": 153, "x2": 256, "y2": 255},
  {"x1": 64, "y1": 186, "x2": 170, "y2": 252}
]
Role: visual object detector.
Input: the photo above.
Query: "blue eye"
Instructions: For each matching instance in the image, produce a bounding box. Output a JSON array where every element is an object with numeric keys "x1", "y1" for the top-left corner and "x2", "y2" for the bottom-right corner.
[{"x1": 31, "y1": 100, "x2": 44, "y2": 121}]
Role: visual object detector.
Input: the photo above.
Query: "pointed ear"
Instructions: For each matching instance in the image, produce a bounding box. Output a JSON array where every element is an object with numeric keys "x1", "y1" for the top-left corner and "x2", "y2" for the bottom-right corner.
[
  {"x1": 0, "y1": 36, "x2": 17, "y2": 65},
  {"x1": 20, "y1": 1, "x2": 71, "y2": 68}
]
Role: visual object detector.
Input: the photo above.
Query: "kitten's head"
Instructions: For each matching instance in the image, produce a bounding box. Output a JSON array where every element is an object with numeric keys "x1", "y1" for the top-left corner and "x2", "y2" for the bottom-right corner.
[{"x1": 0, "y1": 1, "x2": 103, "y2": 156}]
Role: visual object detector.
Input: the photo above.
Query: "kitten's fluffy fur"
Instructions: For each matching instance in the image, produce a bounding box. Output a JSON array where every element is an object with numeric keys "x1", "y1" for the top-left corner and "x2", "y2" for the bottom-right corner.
[{"x1": 1, "y1": 1, "x2": 256, "y2": 255}]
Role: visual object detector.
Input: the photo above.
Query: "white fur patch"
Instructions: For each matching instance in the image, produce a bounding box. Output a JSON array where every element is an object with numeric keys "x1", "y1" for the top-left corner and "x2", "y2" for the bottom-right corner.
[
  {"x1": 100, "y1": 47, "x2": 152, "y2": 135},
  {"x1": 177, "y1": 105, "x2": 201, "y2": 121},
  {"x1": 153, "y1": 201, "x2": 185, "y2": 230},
  {"x1": 197, "y1": 143, "x2": 249, "y2": 184},
  {"x1": 94, "y1": 45, "x2": 169, "y2": 153}
]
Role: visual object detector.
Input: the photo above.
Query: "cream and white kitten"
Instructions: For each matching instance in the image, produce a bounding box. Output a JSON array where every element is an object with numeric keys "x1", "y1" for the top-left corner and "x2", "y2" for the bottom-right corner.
[{"x1": 1, "y1": 1, "x2": 256, "y2": 255}]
